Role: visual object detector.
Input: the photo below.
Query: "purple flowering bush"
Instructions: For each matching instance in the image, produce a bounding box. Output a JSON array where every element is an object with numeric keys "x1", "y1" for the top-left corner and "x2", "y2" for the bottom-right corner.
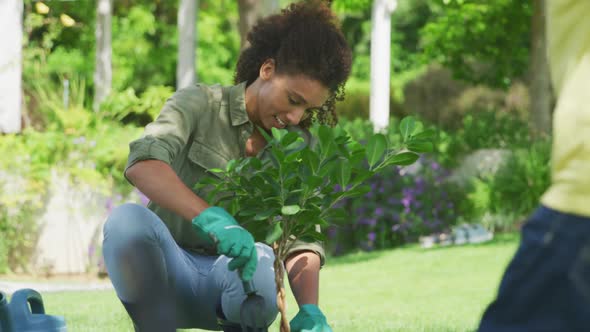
[{"x1": 328, "y1": 155, "x2": 462, "y2": 254}]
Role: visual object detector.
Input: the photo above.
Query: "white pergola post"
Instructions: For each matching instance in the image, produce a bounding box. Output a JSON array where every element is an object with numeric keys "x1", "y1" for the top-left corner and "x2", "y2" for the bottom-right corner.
[
  {"x1": 370, "y1": 0, "x2": 397, "y2": 133},
  {"x1": 94, "y1": 0, "x2": 113, "y2": 112},
  {"x1": 177, "y1": 0, "x2": 198, "y2": 89},
  {"x1": 0, "y1": 0, "x2": 23, "y2": 133}
]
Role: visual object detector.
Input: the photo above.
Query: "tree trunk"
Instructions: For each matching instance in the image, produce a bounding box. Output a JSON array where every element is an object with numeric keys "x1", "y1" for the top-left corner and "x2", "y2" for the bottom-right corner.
[
  {"x1": 529, "y1": 0, "x2": 552, "y2": 136},
  {"x1": 261, "y1": 0, "x2": 279, "y2": 17},
  {"x1": 0, "y1": 0, "x2": 23, "y2": 133},
  {"x1": 237, "y1": 0, "x2": 279, "y2": 51},
  {"x1": 177, "y1": 0, "x2": 198, "y2": 89},
  {"x1": 94, "y1": 0, "x2": 113, "y2": 112}
]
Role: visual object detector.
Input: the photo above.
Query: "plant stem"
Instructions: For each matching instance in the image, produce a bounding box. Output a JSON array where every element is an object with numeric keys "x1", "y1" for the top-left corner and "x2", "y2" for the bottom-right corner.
[{"x1": 273, "y1": 242, "x2": 290, "y2": 332}]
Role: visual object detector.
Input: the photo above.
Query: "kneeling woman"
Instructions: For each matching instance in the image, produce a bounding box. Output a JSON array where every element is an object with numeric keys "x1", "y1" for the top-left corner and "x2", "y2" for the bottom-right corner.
[{"x1": 102, "y1": 1, "x2": 351, "y2": 331}]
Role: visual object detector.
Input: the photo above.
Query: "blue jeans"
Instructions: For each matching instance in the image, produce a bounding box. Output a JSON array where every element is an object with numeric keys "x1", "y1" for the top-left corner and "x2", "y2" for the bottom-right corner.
[
  {"x1": 478, "y1": 206, "x2": 590, "y2": 332},
  {"x1": 102, "y1": 203, "x2": 279, "y2": 331}
]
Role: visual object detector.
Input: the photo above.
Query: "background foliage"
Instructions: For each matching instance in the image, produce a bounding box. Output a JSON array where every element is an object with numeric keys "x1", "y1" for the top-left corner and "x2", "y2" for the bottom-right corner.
[{"x1": 0, "y1": 0, "x2": 551, "y2": 272}]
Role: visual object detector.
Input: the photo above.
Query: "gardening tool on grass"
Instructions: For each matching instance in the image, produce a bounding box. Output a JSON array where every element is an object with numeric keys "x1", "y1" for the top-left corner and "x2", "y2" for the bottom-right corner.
[{"x1": 239, "y1": 280, "x2": 268, "y2": 332}]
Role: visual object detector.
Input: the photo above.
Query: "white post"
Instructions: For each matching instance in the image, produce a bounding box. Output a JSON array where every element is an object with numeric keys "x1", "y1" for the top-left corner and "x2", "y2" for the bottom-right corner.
[
  {"x1": 177, "y1": 0, "x2": 197, "y2": 89},
  {"x1": 0, "y1": 0, "x2": 23, "y2": 133},
  {"x1": 370, "y1": 0, "x2": 397, "y2": 133},
  {"x1": 94, "y1": 0, "x2": 113, "y2": 112}
]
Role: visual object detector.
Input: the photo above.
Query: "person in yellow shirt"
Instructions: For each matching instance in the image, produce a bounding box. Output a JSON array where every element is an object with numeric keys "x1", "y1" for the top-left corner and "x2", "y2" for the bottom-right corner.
[{"x1": 478, "y1": 1, "x2": 590, "y2": 330}]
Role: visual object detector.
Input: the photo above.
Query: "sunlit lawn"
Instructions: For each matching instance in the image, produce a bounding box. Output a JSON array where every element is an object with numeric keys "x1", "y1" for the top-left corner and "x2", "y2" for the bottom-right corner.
[{"x1": 37, "y1": 234, "x2": 518, "y2": 332}]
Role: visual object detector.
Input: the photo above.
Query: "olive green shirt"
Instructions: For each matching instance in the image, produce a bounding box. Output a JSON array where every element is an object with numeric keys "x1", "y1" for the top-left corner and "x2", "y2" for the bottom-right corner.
[{"x1": 125, "y1": 82, "x2": 326, "y2": 265}]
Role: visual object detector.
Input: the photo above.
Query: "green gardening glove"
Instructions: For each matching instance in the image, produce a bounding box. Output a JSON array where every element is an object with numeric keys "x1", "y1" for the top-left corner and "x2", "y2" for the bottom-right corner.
[
  {"x1": 191, "y1": 206, "x2": 257, "y2": 281},
  {"x1": 290, "y1": 304, "x2": 332, "y2": 332}
]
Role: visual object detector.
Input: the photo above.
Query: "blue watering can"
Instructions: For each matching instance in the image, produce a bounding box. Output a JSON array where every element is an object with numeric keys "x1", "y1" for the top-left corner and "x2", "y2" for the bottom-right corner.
[{"x1": 0, "y1": 288, "x2": 66, "y2": 332}]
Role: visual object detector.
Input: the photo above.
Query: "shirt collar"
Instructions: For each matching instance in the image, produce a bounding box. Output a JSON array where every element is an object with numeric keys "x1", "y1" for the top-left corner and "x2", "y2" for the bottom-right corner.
[{"x1": 228, "y1": 81, "x2": 250, "y2": 127}]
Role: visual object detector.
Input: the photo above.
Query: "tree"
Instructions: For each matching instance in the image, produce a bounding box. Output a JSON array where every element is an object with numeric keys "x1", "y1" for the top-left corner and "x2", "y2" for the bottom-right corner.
[
  {"x1": 529, "y1": 0, "x2": 552, "y2": 135},
  {"x1": 421, "y1": 0, "x2": 552, "y2": 134},
  {"x1": 177, "y1": 0, "x2": 198, "y2": 89},
  {"x1": 94, "y1": 0, "x2": 112, "y2": 112},
  {"x1": 237, "y1": 0, "x2": 280, "y2": 51},
  {"x1": 421, "y1": 0, "x2": 532, "y2": 89},
  {"x1": 0, "y1": 0, "x2": 23, "y2": 133}
]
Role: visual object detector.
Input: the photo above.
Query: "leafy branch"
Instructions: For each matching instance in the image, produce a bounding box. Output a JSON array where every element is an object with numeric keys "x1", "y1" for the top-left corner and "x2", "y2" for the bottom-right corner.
[{"x1": 194, "y1": 116, "x2": 432, "y2": 331}]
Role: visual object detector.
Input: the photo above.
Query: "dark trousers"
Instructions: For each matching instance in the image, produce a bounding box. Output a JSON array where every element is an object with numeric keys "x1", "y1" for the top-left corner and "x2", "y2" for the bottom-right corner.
[{"x1": 478, "y1": 206, "x2": 590, "y2": 332}]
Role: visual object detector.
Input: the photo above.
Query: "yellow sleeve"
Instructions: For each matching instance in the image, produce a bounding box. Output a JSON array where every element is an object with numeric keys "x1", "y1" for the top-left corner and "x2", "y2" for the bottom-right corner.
[{"x1": 540, "y1": 0, "x2": 590, "y2": 217}]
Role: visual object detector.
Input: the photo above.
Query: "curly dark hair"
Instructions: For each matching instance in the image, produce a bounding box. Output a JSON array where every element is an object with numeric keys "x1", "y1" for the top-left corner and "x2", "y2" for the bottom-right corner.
[{"x1": 234, "y1": 0, "x2": 352, "y2": 128}]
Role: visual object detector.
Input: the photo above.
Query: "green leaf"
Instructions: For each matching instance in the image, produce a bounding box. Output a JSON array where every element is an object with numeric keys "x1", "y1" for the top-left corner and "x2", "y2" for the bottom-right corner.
[
  {"x1": 399, "y1": 117, "x2": 416, "y2": 142},
  {"x1": 237, "y1": 209, "x2": 257, "y2": 217},
  {"x1": 301, "y1": 149, "x2": 320, "y2": 174},
  {"x1": 296, "y1": 209, "x2": 320, "y2": 224},
  {"x1": 257, "y1": 126, "x2": 273, "y2": 142},
  {"x1": 281, "y1": 205, "x2": 301, "y2": 215},
  {"x1": 193, "y1": 182, "x2": 209, "y2": 190},
  {"x1": 341, "y1": 184, "x2": 371, "y2": 198},
  {"x1": 271, "y1": 127, "x2": 286, "y2": 141},
  {"x1": 320, "y1": 140, "x2": 337, "y2": 160},
  {"x1": 249, "y1": 175, "x2": 266, "y2": 189},
  {"x1": 281, "y1": 132, "x2": 299, "y2": 147},
  {"x1": 254, "y1": 209, "x2": 276, "y2": 221},
  {"x1": 263, "y1": 196, "x2": 281, "y2": 203},
  {"x1": 407, "y1": 140, "x2": 433, "y2": 153},
  {"x1": 249, "y1": 157, "x2": 263, "y2": 170},
  {"x1": 193, "y1": 176, "x2": 219, "y2": 190},
  {"x1": 365, "y1": 134, "x2": 387, "y2": 167},
  {"x1": 351, "y1": 168, "x2": 374, "y2": 184},
  {"x1": 348, "y1": 144, "x2": 366, "y2": 166},
  {"x1": 318, "y1": 126, "x2": 333, "y2": 148},
  {"x1": 265, "y1": 222, "x2": 283, "y2": 244},
  {"x1": 208, "y1": 168, "x2": 224, "y2": 174},
  {"x1": 333, "y1": 162, "x2": 351, "y2": 188},
  {"x1": 316, "y1": 218, "x2": 329, "y2": 227},
  {"x1": 225, "y1": 159, "x2": 237, "y2": 172},
  {"x1": 318, "y1": 157, "x2": 338, "y2": 177},
  {"x1": 385, "y1": 151, "x2": 420, "y2": 166},
  {"x1": 317, "y1": 126, "x2": 335, "y2": 158},
  {"x1": 260, "y1": 173, "x2": 280, "y2": 192},
  {"x1": 324, "y1": 208, "x2": 348, "y2": 221},
  {"x1": 228, "y1": 199, "x2": 239, "y2": 215},
  {"x1": 305, "y1": 175, "x2": 323, "y2": 188},
  {"x1": 270, "y1": 148, "x2": 285, "y2": 164},
  {"x1": 412, "y1": 129, "x2": 436, "y2": 140},
  {"x1": 300, "y1": 231, "x2": 327, "y2": 242}
]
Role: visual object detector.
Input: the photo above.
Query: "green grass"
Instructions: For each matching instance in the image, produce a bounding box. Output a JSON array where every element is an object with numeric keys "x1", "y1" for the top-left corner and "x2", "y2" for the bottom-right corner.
[{"x1": 36, "y1": 234, "x2": 519, "y2": 331}]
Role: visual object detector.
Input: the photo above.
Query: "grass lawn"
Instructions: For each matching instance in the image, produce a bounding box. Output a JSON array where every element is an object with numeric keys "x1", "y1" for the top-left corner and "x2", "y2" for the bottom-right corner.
[{"x1": 35, "y1": 234, "x2": 519, "y2": 331}]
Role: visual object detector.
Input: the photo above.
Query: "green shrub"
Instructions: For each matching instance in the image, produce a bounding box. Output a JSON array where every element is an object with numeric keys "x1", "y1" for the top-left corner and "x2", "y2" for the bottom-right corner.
[
  {"x1": 460, "y1": 138, "x2": 551, "y2": 231},
  {"x1": 335, "y1": 79, "x2": 407, "y2": 121},
  {"x1": 99, "y1": 85, "x2": 173, "y2": 125},
  {"x1": 402, "y1": 64, "x2": 530, "y2": 132},
  {"x1": 0, "y1": 120, "x2": 141, "y2": 272},
  {"x1": 437, "y1": 110, "x2": 531, "y2": 167},
  {"x1": 27, "y1": 76, "x2": 93, "y2": 133},
  {"x1": 0, "y1": 132, "x2": 51, "y2": 272},
  {"x1": 489, "y1": 139, "x2": 551, "y2": 219}
]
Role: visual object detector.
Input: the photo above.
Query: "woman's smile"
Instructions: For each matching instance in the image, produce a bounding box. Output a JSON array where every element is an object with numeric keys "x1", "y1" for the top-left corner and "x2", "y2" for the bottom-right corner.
[{"x1": 273, "y1": 115, "x2": 287, "y2": 128}]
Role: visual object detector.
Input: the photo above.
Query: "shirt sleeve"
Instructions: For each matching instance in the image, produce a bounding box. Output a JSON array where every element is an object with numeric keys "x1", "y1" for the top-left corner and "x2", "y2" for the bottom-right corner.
[{"x1": 124, "y1": 84, "x2": 208, "y2": 182}]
